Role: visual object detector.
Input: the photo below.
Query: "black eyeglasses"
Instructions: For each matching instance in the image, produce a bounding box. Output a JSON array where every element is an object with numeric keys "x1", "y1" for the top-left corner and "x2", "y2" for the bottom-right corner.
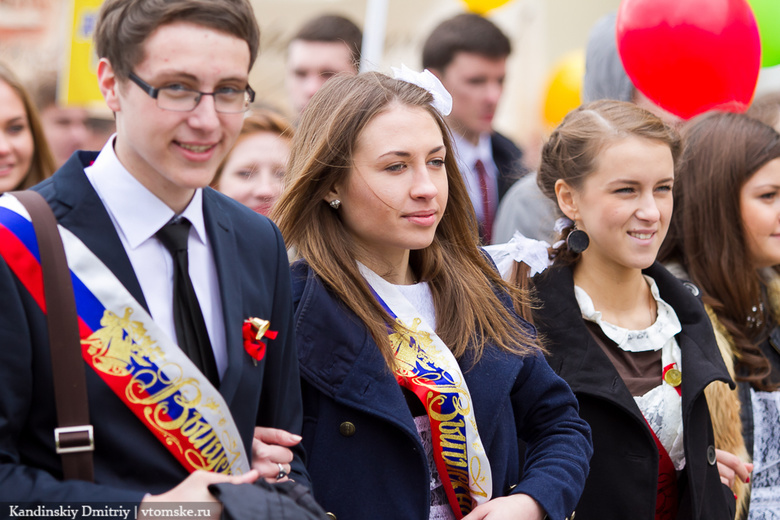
[{"x1": 128, "y1": 72, "x2": 255, "y2": 114}]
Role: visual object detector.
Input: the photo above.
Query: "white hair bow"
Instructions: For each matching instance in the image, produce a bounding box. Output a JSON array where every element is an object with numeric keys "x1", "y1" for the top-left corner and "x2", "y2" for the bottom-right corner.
[
  {"x1": 484, "y1": 231, "x2": 554, "y2": 280},
  {"x1": 391, "y1": 64, "x2": 453, "y2": 116}
]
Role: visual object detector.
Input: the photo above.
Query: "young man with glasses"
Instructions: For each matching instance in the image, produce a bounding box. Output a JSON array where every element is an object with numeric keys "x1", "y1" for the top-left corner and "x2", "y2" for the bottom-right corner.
[{"x1": 0, "y1": 0, "x2": 309, "y2": 513}]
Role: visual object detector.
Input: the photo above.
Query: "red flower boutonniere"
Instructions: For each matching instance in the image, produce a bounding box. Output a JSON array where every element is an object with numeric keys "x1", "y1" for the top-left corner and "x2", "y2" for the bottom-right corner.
[{"x1": 243, "y1": 317, "x2": 278, "y2": 365}]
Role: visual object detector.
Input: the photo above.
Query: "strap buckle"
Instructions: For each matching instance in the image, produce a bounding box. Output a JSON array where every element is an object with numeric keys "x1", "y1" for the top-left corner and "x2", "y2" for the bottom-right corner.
[{"x1": 54, "y1": 425, "x2": 94, "y2": 454}]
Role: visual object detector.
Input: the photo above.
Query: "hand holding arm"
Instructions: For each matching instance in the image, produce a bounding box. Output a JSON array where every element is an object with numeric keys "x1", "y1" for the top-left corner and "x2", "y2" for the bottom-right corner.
[
  {"x1": 139, "y1": 469, "x2": 260, "y2": 519},
  {"x1": 251, "y1": 426, "x2": 301, "y2": 483},
  {"x1": 715, "y1": 448, "x2": 753, "y2": 489}
]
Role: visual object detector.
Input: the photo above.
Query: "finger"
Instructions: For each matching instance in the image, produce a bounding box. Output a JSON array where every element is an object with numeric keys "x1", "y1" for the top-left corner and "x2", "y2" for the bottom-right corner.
[
  {"x1": 253, "y1": 460, "x2": 292, "y2": 480},
  {"x1": 264, "y1": 475, "x2": 290, "y2": 484},
  {"x1": 230, "y1": 469, "x2": 260, "y2": 485},
  {"x1": 262, "y1": 462, "x2": 292, "y2": 484},
  {"x1": 252, "y1": 444, "x2": 294, "y2": 466},
  {"x1": 180, "y1": 469, "x2": 251, "y2": 493},
  {"x1": 253, "y1": 426, "x2": 302, "y2": 446},
  {"x1": 717, "y1": 462, "x2": 735, "y2": 488},
  {"x1": 251, "y1": 459, "x2": 279, "y2": 477},
  {"x1": 731, "y1": 465, "x2": 749, "y2": 483},
  {"x1": 716, "y1": 461, "x2": 735, "y2": 478},
  {"x1": 717, "y1": 449, "x2": 753, "y2": 484},
  {"x1": 732, "y1": 461, "x2": 751, "y2": 482},
  {"x1": 716, "y1": 460, "x2": 736, "y2": 477},
  {"x1": 202, "y1": 468, "x2": 260, "y2": 484},
  {"x1": 461, "y1": 502, "x2": 489, "y2": 519},
  {"x1": 715, "y1": 449, "x2": 742, "y2": 469}
]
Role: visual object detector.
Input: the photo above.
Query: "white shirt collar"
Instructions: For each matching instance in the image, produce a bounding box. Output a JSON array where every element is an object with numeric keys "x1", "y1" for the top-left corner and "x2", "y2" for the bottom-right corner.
[
  {"x1": 452, "y1": 131, "x2": 493, "y2": 168},
  {"x1": 574, "y1": 275, "x2": 682, "y2": 352},
  {"x1": 85, "y1": 135, "x2": 208, "y2": 250}
]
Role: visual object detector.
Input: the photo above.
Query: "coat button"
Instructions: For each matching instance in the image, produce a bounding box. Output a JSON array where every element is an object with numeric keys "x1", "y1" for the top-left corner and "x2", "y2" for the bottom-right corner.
[
  {"x1": 339, "y1": 422, "x2": 356, "y2": 437},
  {"x1": 325, "y1": 513, "x2": 337, "y2": 520},
  {"x1": 683, "y1": 282, "x2": 700, "y2": 297},
  {"x1": 707, "y1": 445, "x2": 717, "y2": 465}
]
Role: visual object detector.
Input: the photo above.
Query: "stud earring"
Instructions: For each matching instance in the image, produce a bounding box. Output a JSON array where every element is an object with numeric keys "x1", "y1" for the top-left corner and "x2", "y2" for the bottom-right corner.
[
  {"x1": 329, "y1": 199, "x2": 341, "y2": 209},
  {"x1": 567, "y1": 227, "x2": 589, "y2": 254}
]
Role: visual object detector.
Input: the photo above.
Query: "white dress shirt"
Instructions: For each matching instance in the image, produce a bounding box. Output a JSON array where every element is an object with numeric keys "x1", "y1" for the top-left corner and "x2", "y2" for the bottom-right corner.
[
  {"x1": 451, "y1": 132, "x2": 499, "y2": 224},
  {"x1": 84, "y1": 136, "x2": 228, "y2": 379}
]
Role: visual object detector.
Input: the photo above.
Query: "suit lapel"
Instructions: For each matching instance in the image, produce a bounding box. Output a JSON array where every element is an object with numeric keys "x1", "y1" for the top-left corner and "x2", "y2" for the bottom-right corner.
[
  {"x1": 202, "y1": 190, "x2": 243, "y2": 404},
  {"x1": 36, "y1": 152, "x2": 148, "y2": 311},
  {"x1": 45, "y1": 157, "x2": 251, "y2": 406}
]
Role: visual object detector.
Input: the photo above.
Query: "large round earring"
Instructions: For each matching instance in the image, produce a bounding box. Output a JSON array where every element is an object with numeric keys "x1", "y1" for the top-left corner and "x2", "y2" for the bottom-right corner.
[
  {"x1": 567, "y1": 227, "x2": 589, "y2": 254},
  {"x1": 329, "y1": 199, "x2": 341, "y2": 209}
]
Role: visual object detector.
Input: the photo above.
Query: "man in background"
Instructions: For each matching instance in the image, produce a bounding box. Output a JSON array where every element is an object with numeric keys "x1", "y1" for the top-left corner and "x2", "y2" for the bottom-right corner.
[
  {"x1": 31, "y1": 72, "x2": 115, "y2": 167},
  {"x1": 285, "y1": 14, "x2": 362, "y2": 117},
  {"x1": 423, "y1": 13, "x2": 527, "y2": 244}
]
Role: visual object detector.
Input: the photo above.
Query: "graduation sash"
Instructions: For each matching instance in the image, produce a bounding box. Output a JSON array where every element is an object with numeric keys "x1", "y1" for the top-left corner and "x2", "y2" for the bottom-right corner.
[
  {"x1": 358, "y1": 264, "x2": 492, "y2": 519},
  {"x1": 0, "y1": 194, "x2": 250, "y2": 475}
]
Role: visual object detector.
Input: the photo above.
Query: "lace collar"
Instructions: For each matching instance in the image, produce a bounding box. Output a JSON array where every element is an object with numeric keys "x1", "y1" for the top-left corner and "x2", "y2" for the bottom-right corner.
[{"x1": 575, "y1": 275, "x2": 682, "y2": 353}]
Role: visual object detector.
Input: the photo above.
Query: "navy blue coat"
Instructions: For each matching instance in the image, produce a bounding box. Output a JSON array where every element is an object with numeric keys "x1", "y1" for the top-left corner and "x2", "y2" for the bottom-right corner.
[
  {"x1": 291, "y1": 261, "x2": 592, "y2": 520},
  {"x1": 0, "y1": 152, "x2": 308, "y2": 502},
  {"x1": 533, "y1": 262, "x2": 736, "y2": 520}
]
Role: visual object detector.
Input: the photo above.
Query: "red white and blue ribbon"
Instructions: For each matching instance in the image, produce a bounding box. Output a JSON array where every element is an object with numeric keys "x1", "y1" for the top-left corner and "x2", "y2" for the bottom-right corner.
[
  {"x1": 358, "y1": 263, "x2": 492, "y2": 518},
  {"x1": 0, "y1": 194, "x2": 250, "y2": 475}
]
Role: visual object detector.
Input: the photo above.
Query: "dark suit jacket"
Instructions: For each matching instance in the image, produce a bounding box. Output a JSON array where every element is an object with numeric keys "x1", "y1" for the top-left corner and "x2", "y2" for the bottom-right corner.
[
  {"x1": 492, "y1": 131, "x2": 528, "y2": 202},
  {"x1": 0, "y1": 151, "x2": 308, "y2": 503}
]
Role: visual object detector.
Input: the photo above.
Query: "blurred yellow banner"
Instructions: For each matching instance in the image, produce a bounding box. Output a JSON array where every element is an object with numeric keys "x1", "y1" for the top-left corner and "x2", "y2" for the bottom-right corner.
[{"x1": 58, "y1": 0, "x2": 104, "y2": 108}]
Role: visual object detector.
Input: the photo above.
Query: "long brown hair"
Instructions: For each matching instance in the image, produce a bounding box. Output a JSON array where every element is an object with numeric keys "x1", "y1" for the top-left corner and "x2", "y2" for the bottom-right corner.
[
  {"x1": 664, "y1": 111, "x2": 780, "y2": 390},
  {"x1": 0, "y1": 62, "x2": 56, "y2": 191},
  {"x1": 273, "y1": 72, "x2": 538, "y2": 369},
  {"x1": 538, "y1": 99, "x2": 681, "y2": 266}
]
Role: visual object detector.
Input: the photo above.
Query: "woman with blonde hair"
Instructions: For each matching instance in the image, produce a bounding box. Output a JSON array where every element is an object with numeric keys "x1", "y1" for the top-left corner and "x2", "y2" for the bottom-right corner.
[
  {"x1": 274, "y1": 70, "x2": 592, "y2": 520},
  {"x1": 0, "y1": 62, "x2": 55, "y2": 192},
  {"x1": 213, "y1": 108, "x2": 293, "y2": 217}
]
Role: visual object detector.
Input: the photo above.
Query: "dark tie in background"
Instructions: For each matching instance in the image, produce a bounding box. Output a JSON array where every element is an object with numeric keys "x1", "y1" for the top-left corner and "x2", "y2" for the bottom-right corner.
[
  {"x1": 156, "y1": 218, "x2": 219, "y2": 386},
  {"x1": 474, "y1": 159, "x2": 494, "y2": 243}
]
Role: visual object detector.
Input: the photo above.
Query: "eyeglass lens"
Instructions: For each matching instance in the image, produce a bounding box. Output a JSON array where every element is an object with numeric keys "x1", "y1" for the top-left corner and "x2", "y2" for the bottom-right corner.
[{"x1": 156, "y1": 88, "x2": 249, "y2": 113}]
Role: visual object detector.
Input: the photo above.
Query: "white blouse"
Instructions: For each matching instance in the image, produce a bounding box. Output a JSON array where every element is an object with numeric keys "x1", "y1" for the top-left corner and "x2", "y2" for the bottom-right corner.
[{"x1": 576, "y1": 276, "x2": 686, "y2": 470}]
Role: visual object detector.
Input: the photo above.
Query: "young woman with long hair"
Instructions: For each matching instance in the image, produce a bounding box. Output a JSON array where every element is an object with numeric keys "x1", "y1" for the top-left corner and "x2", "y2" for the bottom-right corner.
[
  {"x1": 0, "y1": 62, "x2": 55, "y2": 192},
  {"x1": 660, "y1": 111, "x2": 780, "y2": 518},
  {"x1": 273, "y1": 70, "x2": 592, "y2": 520},
  {"x1": 523, "y1": 100, "x2": 747, "y2": 520}
]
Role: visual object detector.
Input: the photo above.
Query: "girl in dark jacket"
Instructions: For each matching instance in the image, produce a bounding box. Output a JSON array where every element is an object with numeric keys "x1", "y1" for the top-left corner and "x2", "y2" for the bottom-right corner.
[
  {"x1": 273, "y1": 70, "x2": 592, "y2": 520},
  {"x1": 525, "y1": 100, "x2": 749, "y2": 520}
]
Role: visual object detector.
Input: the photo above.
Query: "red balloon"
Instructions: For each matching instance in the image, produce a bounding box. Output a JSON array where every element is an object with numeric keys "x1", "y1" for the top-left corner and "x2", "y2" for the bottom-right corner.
[{"x1": 617, "y1": 0, "x2": 760, "y2": 120}]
